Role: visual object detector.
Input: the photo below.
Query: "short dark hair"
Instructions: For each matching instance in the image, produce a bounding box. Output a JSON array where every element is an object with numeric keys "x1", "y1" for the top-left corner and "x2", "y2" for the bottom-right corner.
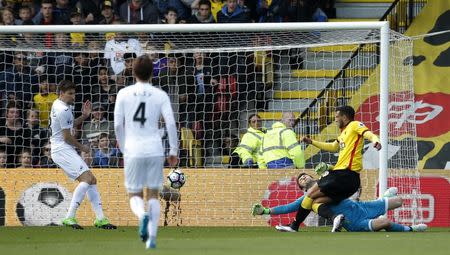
[
  {"x1": 296, "y1": 172, "x2": 312, "y2": 189},
  {"x1": 6, "y1": 101, "x2": 18, "y2": 110},
  {"x1": 336, "y1": 105, "x2": 355, "y2": 120},
  {"x1": 99, "y1": 133, "x2": 109, "y2": 139},
  {"x1": 165, "y1": 7, "x2": 178, "y2": 15},
  {"x1": 247, "y1": 113, "x2": 261, "y2": 124},
  {"x1": 41, "y1": 0, "x2": 53, "y2": 6},
  {"x1": 59, "y1": 80, "x2": 76, "y2": 93},
  {"x1": 198, "y1": 0, "x2": 211, "y2": 8},
  {"x1": 133, "y1": 55, "x2": 153, "y2": 81}
]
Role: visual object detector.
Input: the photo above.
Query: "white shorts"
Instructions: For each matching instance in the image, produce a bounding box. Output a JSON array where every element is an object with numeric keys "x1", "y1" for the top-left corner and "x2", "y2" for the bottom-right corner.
[
  {"x1": 124, "y1": 156, "x2": 164, "y2": 193},
  {"x1": 52, "y1": 149, "x2": 90, "y2": 180}
]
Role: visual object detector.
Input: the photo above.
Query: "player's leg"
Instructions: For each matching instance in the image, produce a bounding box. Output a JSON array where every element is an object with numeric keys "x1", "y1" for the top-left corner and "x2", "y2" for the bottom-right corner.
[
  {"x1": 53, "y1": 149, "x2": 91, "y2": 229},
  {"x1": 146, "y1": 188, "x2": 160, "y2": 249},
  {"x1": 145, "y1": 156, "x2": 165, "y2": 249},
  {"x1": 82, "y1": 171, "x2": 116, "y2": 229},
  {"x1": 288, "y1": 183, "x2": 324, "y2": 231},
  {"x1": 124, "y1": 157, "x2": 149, "y2": 241}
]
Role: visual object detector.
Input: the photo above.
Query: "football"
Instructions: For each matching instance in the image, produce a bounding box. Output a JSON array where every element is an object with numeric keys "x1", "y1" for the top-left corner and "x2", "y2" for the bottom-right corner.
[
  {"x1": 167, "y1": 168, "x2": 186, "y2": 189},
  {"x1": 16, "y1": 182, "x2": 72, "y2": 226}
]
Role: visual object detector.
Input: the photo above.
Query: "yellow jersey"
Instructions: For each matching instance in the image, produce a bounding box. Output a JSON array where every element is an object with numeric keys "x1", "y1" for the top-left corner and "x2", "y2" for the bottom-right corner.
[
  {"x1": 334, "y1": 121, "x2": 369, "y2": 172},
  {"x1": 34, "y1": 93, "x2": 58, "y2": 128}
]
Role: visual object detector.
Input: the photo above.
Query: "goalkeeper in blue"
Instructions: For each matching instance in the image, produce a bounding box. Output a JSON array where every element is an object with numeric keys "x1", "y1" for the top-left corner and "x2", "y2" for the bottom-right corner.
[{"x1": 252, "y1": 173, "x2": 427, "y2": 232}]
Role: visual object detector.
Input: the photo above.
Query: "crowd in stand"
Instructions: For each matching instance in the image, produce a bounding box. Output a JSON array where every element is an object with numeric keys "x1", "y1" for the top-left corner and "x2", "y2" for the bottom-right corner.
[{"x1": 0, "y1": 0, "x2": 335, "y2": 168}]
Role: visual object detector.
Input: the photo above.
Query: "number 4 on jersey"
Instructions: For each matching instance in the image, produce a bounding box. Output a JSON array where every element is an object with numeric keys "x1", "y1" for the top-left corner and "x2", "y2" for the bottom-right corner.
[{"x1": 133, "y1": 102, "x2": 147, "y2": 126}]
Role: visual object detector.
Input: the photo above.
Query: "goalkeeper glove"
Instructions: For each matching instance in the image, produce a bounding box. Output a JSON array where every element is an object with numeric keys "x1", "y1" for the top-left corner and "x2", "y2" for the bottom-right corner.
[
  {"x1": 314, "y1": 162, "x2": 333, "y2": 176},
  {"x1": 252, "y1": 204, "x2": 270, "y2": 216}
]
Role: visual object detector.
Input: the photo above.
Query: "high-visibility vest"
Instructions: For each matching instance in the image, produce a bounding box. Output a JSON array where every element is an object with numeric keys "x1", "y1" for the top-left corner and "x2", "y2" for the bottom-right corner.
[
  {"x1": 233, "y1": 127, "x2": 266, "y2": 169},
  {"x1": 261, "y1": 122, "x2": 305, "y2": 169}
]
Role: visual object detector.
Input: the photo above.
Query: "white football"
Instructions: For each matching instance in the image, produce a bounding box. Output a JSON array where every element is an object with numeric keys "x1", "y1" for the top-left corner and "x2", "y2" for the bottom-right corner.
[
  {"x1": 167, "y1": 168, "x2": 186, "y2": 189},
  {"x1": 16, "y1": 182, "x2": 72, "y2": 226}
]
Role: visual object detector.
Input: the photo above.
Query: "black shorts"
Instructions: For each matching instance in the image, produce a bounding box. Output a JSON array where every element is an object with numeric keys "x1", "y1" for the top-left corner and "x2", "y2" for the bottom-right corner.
[{"x1": 317, "y1": 169, "x2": 360, "y2": 202}]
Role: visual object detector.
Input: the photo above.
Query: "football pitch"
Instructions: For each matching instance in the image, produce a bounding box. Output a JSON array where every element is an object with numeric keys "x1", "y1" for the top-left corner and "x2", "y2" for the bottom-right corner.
[{"x1": 0, "y1": 227, "x2": 449, "y2": 255}]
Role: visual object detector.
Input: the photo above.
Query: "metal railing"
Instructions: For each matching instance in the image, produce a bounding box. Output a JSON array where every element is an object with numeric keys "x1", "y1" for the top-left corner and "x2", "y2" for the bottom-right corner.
[{"x1": 297, "y1": 0, "x2": 427, "y2": 135}]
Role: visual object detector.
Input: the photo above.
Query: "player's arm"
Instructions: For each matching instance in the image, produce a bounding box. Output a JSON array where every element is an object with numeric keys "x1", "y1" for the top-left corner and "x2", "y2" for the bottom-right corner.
[
  {"x1": 113, "y1": 91, "x2": 125, "y2": 151},
  {"x1": 353, "y1": 121, "x2": 381, "y2": 150},
  {"x1": 74, "y1": 101, "x2": 91, "y2": 127},
  {"x1": 161, "y1": 94, "x2": 178, "y2": 166},
  {"x1": 62, "y1": 129, "x2": 89, "y2": 153},
  {"x1": 302, "y1": 136, "x2": 339, "y2": 152}
]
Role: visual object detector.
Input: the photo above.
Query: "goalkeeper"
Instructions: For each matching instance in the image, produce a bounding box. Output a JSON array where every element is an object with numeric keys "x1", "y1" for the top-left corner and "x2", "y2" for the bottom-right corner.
[{"x1": 252, "y1": 173, "x2": 427, "y2": 232}]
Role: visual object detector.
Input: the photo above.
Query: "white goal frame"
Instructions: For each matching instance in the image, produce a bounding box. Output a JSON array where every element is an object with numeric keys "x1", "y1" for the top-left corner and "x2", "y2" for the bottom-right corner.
[{"x1": 0, "y1": 22, "x2": 391, "y2": 197}]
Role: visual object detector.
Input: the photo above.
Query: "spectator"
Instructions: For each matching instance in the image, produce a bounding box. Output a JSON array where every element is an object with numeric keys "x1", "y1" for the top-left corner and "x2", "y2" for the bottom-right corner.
[
  {"x1": 0, "y1": 51, "x2": 38, "y2": 108},
  {"x1": 24, "y1": 109, "x2": 50, "y2": 166},
  {"x1": 72, "y1": 52, "x2": 94, "y2": 114},
  {"x1": 92, "y1": 133, "x2": 119, "y2": 167},
  {"x1": 45, "y1": 33, "x2": 73, "y2": 83},
  {"x1": 154, "y1": 0, "x2": 191, "y2": 21},
  {"x1": 217, "y1": 0, "x2": 250, "y2": 23},
  {"x1": 261, "y1": 112, "x2": 305, "y2": 169},
  {"x1": 1, "y1": 7, "x2": 15, "y2": 26},
  {"x1": 39, "y1": 142, "x2": 57, "y2": 168},
  {"x1": 69, "y1": 10, "x2": 86, "y2": 47},
  {"x1": 0, "y1": 101, "x2": 31, "y2": 168},
  {"x1": 33, "y1": 75, "x2": 58, "y2": 128},
  {"x1": 32, "y1": 0, "x2": 59, "y2": 47},
  {"x1": 92, "y1": 66, "x2": 116, "y2": 105},
  {"x1": 77, "y1": 0, "x2": 103, "y2": 24},
  {"x1": 53, "y1": 0, "x2": 74, "y2": 24},
  {"x1": 81, "y1": 102, "x2": 115, "y2": 145},
  {"x1": 119, "y1": 0, "x2": 159, "y2": 24},
  {"x1": 187, "y1": 0, "x2": 215, "y2": 23},
  {"x1": 99, "y1": 0, "x2": 117, "y2": 24},
  {"x1": 17, "y1": 20, "x2": 37, "y2": 48},
  {"x1": 161, "y1": 6, "x2": 178, "y2": 24},
  {"x1": 157, "y1": 56, "x2": 192, "y2": 125},
  {"x1": 191, "y1": 0, "x2": 224, "y2": 21},
  {"x1": 147, "y1": 49, "x2": 168, "y2": 79},
  {"x1": 17, "y1": 6, "x2": 33, "y2": 24},
  {"x1": 233, "y1": 113, "x2": 265, "y2": 168},
  {"x1": 0, "y1": 149, "x2": 6, "y2": 168},
  {"x1": 256, "y1": 0, "x2": 284, "y2": 22},
  {"x1": 16, "y1": 149, "x2": 32, "y2": 168},
  {"x1": 105, "y1": 86, "x2": 117, "y2": 121}
]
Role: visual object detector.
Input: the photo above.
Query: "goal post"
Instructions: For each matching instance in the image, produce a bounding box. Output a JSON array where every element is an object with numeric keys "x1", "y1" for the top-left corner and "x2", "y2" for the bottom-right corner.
[{"x1": 0, "y1": 22, "x2": 421, "y2": 226}]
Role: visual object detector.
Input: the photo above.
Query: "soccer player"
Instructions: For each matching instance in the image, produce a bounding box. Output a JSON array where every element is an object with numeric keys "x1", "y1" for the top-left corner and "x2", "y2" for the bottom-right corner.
[
  {"x1": 114, "y1": 55, "x2": 178, "y2": 249},
  {"x1": 288, "y1": 106, "x2": 382, "y2": 232},
  {"x1": 253, "y1": 173, "x2": 427, "y2": 232},
  {"x1": 50, "y1": 80, "x2": 116, "y2": 230}
]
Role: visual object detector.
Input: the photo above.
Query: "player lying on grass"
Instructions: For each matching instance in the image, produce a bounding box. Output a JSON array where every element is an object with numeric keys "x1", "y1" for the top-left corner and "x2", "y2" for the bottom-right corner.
[{"x1": 252, "y1": 173, "x2": 427, "y2": 232}]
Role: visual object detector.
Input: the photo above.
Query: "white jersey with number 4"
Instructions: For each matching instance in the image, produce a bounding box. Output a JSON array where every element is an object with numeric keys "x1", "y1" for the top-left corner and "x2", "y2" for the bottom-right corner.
[
  {"x1": 50, "y1": 99, "x2": 75, "y2": 152},
  {"x1": 114, "y1": 82, "x2": 178, "y2": 158}
]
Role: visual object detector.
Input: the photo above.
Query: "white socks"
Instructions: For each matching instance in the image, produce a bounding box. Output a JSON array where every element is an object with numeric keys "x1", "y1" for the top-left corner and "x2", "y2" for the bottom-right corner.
[
  {"x1": 147, "y1": 199, "x2": 161, "y2": 238},
  {"x1": 66, "y1": 182, "x2": 90, "y2": 219},
  {"x1": 87, "y1": 185, "x2": 105, "y2": 220},
  {"x1": 130, "y1": 196, "x2": 146, "y2": 220}
]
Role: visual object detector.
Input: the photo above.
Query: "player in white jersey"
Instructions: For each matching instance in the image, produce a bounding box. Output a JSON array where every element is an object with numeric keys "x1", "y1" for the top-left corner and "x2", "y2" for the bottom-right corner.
[
  {"x1": 104, "y1": 34, "x2": 142, "y2": 75},
  {"x1": 50, "y1": 80, "x2": 116, "y2": 230},
  {"x1": 114, "y1": 55, "x2": 178, "y2": 249}
]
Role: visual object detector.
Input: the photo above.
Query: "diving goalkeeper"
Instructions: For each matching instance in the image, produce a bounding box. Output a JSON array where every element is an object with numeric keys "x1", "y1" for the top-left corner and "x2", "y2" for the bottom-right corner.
[{"x1": 252, "y1": 173, "x2": 427, "y2": 232}]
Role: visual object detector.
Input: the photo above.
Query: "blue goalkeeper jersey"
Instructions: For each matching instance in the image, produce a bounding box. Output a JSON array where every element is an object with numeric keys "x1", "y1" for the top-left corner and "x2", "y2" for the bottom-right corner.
[{"x1": 271, "y1": 195, "x2": 387, "y2": 231}]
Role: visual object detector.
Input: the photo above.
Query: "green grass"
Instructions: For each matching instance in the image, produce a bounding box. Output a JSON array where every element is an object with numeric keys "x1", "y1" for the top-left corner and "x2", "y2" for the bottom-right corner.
[{"x1": 0, "y1": 227, "x2": 449, "y2": 255}]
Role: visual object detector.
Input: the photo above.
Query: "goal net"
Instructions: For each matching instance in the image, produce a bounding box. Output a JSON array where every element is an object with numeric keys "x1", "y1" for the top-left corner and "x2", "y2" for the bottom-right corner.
[{"x1": 0, "y1": 23, "x2": 422, "y2": 227}]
